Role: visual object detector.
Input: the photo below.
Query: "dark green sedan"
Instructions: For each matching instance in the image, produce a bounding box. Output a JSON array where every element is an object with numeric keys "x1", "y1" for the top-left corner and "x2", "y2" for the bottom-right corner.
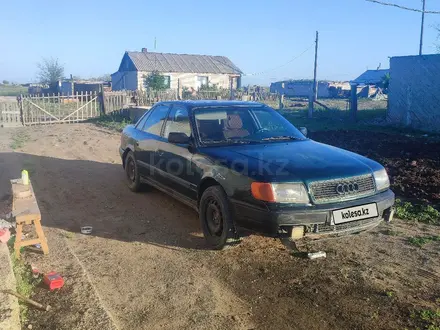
[{"x1": 120, "y1": 101, "x2": 395, "y2": 249}]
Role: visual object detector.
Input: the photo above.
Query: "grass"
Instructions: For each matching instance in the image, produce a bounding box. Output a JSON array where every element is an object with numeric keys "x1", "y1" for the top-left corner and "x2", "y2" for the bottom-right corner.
[
  {"x1": 411, "y1": 309, "x2": 440, "y2": 330},
  {"x1": 63, "y1": 231, "x2": 75, "y2": 239},
  {"x1": 0, "y1": 85, "x2": 27, "y2": 97},
  {"x1": 282, "y1": 97, "x2": 387, "y2": 112},
  {"x1": 88, "y1": 114, "x2": 132, "y2": 132},
  {"x1": 384, "y1": 229, "x2": 401, "y2": 236},
  {"x1": 395, "y1": 199, "x2": 440, "y2": 225},
  {"x1": 9, "y1": 131, "x2": 30, "y2": 150},
  {"x1": 385, "y1": 291, "x2": 394, "y2": 298},
  {"x1": 10, "y1": 252, "x2": 41, "y2": 323},
  {"x1": 408, "y1": 235, "x2": 440, "y2": 248},
  {"x1": 281, "y1": 108, "x2": 390, "y2": 132},
  {"x1": 280, "y1": 104, "x2": 439, "y2": 138}
]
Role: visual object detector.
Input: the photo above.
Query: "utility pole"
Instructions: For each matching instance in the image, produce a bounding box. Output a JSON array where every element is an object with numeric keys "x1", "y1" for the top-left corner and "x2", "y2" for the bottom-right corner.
[
  {"x1": 419, "y1": 0, "x2": 426, "y2": 55},
  {"x1": 309, "y1": 31, "x2": 319, "y2": 119},
  {"x1": 365, "y1": 0, "x2": 440, "y2": 55},
  {"x1": 313, "y1": 31, "x2": 319, "y2": 101}
]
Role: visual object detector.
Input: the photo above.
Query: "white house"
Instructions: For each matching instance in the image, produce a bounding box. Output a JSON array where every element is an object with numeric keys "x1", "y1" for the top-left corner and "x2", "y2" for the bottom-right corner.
[{"x1": 111, "y1": 48, "x2": 242, "y2": 91}]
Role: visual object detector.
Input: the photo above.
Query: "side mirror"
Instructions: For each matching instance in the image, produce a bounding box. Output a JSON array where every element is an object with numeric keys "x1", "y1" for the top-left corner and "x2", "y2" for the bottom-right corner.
[
  {"x1": 299, "y1": 127, "x2": 308, "y2": 137},
  {"x1": 168, "y1": 132, "x2": 190, "y2": 145}
]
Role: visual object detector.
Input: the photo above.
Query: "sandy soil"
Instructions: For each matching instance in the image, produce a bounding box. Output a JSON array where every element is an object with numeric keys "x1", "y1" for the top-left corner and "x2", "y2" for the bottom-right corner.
[{"x1": 0, "y1": 124, "x2": 439, "y2": 330}]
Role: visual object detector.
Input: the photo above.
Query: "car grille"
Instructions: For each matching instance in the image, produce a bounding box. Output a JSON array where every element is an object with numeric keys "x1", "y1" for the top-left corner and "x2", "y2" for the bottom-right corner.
[
  {"x1": 308, "y1": 174, "x2": 376, "y2": 204},
  {"x1": 306, "y1": 217, "x2": 382, "y2": 237}
]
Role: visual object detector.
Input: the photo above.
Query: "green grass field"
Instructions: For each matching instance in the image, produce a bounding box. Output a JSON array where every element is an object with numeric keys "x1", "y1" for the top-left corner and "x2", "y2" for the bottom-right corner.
[{"x1": 0, "y1": 85, "x2": 27, "y2": 96}]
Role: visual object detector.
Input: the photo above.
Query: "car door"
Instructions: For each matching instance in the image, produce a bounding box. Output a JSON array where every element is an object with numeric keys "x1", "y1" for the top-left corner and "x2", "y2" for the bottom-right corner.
[
  {"x1": 135, "y1": 104, "x2": 171, "y2": 179},
  {"x1": 156, "y1": 105, "x2": 198, "y2": 201}
]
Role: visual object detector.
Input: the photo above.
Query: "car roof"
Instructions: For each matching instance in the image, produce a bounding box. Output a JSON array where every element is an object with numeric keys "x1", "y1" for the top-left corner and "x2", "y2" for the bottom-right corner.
[{"x1": 157, "y1": 100, "x2": 267, "y2": 111}]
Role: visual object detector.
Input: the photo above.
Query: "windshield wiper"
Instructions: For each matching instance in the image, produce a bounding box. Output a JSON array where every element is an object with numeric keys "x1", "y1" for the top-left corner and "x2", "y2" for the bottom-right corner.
[
  {"x1": 261, "y1": 136, "x2": 305, "y2": 141},
  {"x1": 202, "y1": 139, "x2": 253, "y2": 145}
]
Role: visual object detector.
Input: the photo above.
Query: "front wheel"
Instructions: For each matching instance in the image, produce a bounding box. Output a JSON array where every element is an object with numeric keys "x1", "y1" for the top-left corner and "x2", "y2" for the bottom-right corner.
[
  {"x1": 125, "y1": 151, "x2": 142, "y2": 192},
  {"x1": 199, "y1": 186, "x2": 240, "y2": 250}
]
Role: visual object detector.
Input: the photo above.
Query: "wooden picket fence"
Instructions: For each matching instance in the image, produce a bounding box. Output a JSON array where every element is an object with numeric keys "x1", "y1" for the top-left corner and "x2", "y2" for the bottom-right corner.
[{"x1": 0, "y1": 88, "x2": 277, "y2": 128}]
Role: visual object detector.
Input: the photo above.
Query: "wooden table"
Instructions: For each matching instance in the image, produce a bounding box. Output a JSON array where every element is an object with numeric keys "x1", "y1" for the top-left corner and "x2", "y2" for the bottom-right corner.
[{"x1": 11, "y1": 179, "x2": 49, "y2": 258}]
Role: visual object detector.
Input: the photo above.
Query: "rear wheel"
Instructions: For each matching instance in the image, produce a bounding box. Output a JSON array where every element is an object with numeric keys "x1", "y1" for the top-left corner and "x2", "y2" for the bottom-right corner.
[
  {"x1": 199, "y1": 186, "x2": 240, "y2": 250},
  {"x1": 125, "y1": 151, "x2": 142, "y2": 192}
]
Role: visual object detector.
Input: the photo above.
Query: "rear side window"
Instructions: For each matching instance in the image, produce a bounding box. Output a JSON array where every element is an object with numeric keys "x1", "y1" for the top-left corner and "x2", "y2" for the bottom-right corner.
[
  {"x1": 135, "y1": 111, "x2": 150, "y2": 130},
  {"x1": 142, "y1": 105, "x2": 170, "y2": 136},
  {"x1": 163, "y1": 106, "x2": 191, "y2": 138}
]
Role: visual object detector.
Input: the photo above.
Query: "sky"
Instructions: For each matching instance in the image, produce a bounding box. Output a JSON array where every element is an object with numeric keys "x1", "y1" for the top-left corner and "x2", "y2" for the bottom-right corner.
[{"x1": 1, "y1": 0, "x2": 440, "y2": 85}]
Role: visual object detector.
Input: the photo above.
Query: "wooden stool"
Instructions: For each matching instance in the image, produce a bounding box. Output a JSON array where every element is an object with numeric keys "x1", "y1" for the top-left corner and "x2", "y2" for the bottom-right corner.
[{"x1": 11, "y1": 179, "x2": 49, "y2": 259}]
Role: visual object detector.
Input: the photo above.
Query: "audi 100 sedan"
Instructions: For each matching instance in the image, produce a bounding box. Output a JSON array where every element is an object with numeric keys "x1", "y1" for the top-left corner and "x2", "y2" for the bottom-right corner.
[{"x1": 120, "y1": 101, "x2": 395, "y2": 249}]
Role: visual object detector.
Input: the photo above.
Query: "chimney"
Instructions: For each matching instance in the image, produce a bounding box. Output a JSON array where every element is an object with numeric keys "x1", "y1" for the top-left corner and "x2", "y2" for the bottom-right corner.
[{"x1": 142, "y1": 48, "x2": 148, "y2": 53}]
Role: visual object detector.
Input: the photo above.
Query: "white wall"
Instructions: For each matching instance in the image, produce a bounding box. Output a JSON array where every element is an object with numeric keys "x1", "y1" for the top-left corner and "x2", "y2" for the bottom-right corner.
[
  {"x1": 137, "y1": 71, "x2": 238, "y2": 90},
  {"x1": 388, "y1": 54, "x2": 440, "y2": 132},
  {"x1": 111, "y1": 71, "x2": 138, "y2": 91}
]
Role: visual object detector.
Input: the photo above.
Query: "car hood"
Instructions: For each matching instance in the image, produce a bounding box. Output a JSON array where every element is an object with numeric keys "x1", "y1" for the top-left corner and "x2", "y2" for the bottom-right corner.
[{"x1": 200, "y1": 140, "x2": 383, "y2": 183}]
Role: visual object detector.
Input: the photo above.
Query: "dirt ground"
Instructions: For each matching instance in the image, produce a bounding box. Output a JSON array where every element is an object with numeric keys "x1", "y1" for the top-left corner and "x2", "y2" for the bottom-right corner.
[
  {"x1": 0, "y1": 124, "x2": 439, "y2": 330},
  {"x1": 311, "y1": 130, "x2": 440, "y2": 206}
]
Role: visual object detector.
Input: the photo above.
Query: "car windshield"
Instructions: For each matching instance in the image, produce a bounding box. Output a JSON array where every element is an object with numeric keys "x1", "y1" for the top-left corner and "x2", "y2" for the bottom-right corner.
[{"x1": 193, "y1": 106, "x2": 306, "y2": 145}]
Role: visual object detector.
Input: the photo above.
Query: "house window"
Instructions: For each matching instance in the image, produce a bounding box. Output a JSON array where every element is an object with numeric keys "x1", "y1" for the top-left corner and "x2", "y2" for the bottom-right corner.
[
  {"x1": 196, "y1": 76, "x2": 208, "y2": 89},
  {"x1": 143, "y1": 74, "x2": 171, "y2": 89},
  {"x1": 163, "y1": 75, "x2": 171, "y2": 89}
]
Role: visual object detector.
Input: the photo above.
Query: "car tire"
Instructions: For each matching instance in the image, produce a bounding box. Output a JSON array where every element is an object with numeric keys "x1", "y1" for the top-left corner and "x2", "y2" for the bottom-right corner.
[
  {"x1": 125, "y1": 151, "x2": 142, "y2": 192},
  {"x1": 199, "y1": 185, "x2": 240, "y2": 250}
]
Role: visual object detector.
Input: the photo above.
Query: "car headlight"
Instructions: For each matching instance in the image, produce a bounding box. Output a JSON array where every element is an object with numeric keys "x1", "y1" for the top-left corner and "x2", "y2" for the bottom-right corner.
[
  {"x1": 251, "y1": 182, "x2": 310, "y2": 203},
  {"x1": 373, "y1": 169, "x2": 390, "y2": 191}
]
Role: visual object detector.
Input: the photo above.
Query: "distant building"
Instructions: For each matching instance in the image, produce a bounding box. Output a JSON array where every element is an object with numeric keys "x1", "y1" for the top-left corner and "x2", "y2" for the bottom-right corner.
[
  {"x1": 270, "y1": 80, "x2": 350, "y2": 98},
  {"x1": 58, "y1": 80, "x2": 111, "y2": 95},
  {"x1": 352, "y1": 69, "x2": 389, "y2": 98},
  {"x1": 111, "y1": 48, "x2": 242, "y2": 91},
  {"x1": 352, "y1": 69, "x2": 389, "y2": 85}
]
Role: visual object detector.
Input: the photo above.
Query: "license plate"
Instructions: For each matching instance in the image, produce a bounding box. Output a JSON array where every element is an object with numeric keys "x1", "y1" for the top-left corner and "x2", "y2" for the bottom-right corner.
[{"x1": 332, "y1": 203, "x2": 378, "y2": 224}]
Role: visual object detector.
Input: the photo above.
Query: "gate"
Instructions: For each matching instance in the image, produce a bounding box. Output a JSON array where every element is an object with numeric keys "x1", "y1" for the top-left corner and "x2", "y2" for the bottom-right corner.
[
  {"x1": 21, "y1": 92, "x2": 101, "y2": 125},
  {"x1": 0, "y1": 98, "x2": 21, "y2": 127}
]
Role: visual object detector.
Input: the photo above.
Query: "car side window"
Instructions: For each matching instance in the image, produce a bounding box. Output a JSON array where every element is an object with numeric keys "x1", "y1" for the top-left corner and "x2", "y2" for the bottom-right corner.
[
  {"x1": 142, "y1": 105, "x2": 170, "y2": 136},
  {"x1": 163, "y1": 106, "x2": 191, "y2": 138}
]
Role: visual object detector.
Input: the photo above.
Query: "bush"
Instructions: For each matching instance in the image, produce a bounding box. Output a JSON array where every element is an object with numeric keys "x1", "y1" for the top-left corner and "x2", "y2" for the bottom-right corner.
[{"x1": 395, "y1": 199, "x2": 440, "y2": 225}]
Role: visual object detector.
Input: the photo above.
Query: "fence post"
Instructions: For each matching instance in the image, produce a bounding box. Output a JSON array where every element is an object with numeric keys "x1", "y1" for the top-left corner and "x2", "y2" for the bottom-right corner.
[
  {"x1": 99, "y1": 86, "x2": 106, "y2": 115},
  {"x1": 350, "y1": 83, "x2": 358, "y2": 122},
  {"x1": 229, "y1": 77, "x2": 234, "y2": 100},
  {"x1": 177, "y1": 79, "x2": 181, "y2": 100},
  {"x1": 308, "y1": 93, "x2": 314, "y2": 119},
  {"x1": 18, "y1": 94, "x2": 25, "y2": 126}
]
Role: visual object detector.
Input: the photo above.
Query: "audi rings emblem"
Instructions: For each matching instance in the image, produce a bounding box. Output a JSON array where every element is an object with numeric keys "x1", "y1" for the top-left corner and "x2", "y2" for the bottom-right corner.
[{"x1": 336, "y1": 182, "x2": 359, "y2": 195}]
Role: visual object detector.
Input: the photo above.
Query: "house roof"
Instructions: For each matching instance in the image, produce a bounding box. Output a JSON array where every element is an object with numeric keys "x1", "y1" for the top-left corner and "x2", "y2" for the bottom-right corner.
[
  {"x1": 124, "y1": 51, "x2": 242, "y2": 75},
  {"x1": 352, "y1": 69, "x2": 389, "y2": 85}
]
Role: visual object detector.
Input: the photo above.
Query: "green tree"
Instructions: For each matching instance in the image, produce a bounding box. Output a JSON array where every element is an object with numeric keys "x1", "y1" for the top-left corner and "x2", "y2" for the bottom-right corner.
[
  {"x1": 143, "y1": 71, "x2": 167, "y2": 90},
  {"x1": 199, "y1": 83, "x2": 218, "y2": 91},
  {"x1": 37, "y1": 57, "x2": 65, "y2": 84},
  {"x1": 381, "y1": 73, "x2": 390, "y2": 91},
  {"x1": 2, "y1": 80, "x2": 9, "y2": 85}
]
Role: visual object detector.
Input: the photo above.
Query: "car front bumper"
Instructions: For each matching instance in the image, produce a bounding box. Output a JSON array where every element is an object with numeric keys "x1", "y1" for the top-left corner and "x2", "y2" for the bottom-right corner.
[{"x1": 232, "y1": 189, "x2": 395, "y2": 236}]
